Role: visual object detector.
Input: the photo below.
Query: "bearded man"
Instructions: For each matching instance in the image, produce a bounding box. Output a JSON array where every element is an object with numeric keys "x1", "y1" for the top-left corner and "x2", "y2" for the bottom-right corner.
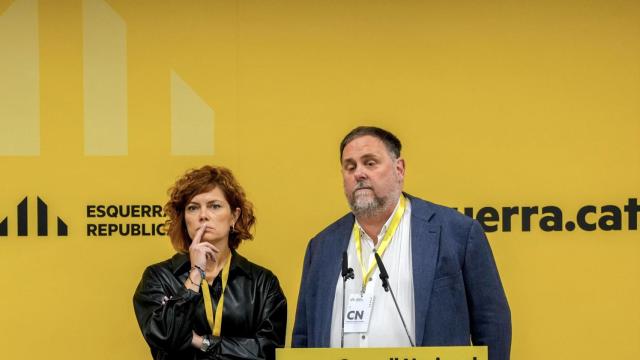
[{"x1": 292, "y1": 126, "x2": 511, "y2": 360}]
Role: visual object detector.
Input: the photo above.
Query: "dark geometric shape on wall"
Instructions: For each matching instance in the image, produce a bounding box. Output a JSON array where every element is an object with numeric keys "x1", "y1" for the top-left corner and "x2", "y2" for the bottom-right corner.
[
  {"x1": 1, "y1": 196, "x2": 68, "y2": 237},
  {"x1": 57, "y1": 217, "x2": 68, "y2": 236},
  {"x1": 17, "y1": 197, "x2": 28, "y2": 236},
  {"x1": 37, "y1": 196, "x2": 48, "y2": 236},
  {"x1": 0, "y1": 217, "x2": 7, "y2": 236}
]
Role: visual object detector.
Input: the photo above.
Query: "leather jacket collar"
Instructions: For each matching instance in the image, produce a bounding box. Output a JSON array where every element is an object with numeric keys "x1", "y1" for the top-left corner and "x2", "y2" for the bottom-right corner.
[{"x1": 169, "y1": 249, "x2": 253, "y2": 279}]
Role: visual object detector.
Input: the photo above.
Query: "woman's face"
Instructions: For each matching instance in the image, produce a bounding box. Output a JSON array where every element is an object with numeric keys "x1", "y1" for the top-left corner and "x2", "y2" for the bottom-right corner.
[{"x1": 184, "y1": 187, "x2": 240, "y2": 245}]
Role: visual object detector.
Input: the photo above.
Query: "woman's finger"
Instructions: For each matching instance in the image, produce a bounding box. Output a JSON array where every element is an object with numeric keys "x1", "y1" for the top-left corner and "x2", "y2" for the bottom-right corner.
[
  {"x1": 199, "y1": 242, "x2": 220, "y2": 253},
  {"x1": 192, "y1": 225, "x2": 207, "y2": 245},
  {"x1": 203, "y1": 248, "x2": 217, "y2": 262}
]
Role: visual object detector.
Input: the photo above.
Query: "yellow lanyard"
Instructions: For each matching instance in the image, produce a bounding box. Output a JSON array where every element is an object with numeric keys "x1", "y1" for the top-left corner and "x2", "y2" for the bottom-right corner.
[
  {"x1": 354, "y1": 195, "x2": 406, "y2": 291},
  {"x1": 200, "y1": 254, "x2": 231, "y2": 336}
]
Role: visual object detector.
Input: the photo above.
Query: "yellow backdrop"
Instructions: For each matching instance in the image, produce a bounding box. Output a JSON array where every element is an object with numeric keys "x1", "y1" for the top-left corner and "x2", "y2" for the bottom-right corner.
[{"x1": 0, "y1": 0, "x2": 638, "y2": 359}]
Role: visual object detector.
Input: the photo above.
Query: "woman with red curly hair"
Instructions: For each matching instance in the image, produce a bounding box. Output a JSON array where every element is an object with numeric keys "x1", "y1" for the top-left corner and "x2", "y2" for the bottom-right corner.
[{"x1": 133, "y1": 165, "x2": 286, "y2": 360}]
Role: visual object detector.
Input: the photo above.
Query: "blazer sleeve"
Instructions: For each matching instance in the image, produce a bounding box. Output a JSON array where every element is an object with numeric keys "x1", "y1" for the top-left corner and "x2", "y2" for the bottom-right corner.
[
  {"x1": 291, "y1": 239, "x2": 314, "y2": 347},
  {"x1": 463, "y1": 220, "x2": 512, "y2": 360}
]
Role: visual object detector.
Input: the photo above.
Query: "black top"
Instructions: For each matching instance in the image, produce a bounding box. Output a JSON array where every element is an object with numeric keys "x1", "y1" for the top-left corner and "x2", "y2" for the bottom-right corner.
[{"x1": 133, "y1": 250, "x2": 287, "y2": 360}]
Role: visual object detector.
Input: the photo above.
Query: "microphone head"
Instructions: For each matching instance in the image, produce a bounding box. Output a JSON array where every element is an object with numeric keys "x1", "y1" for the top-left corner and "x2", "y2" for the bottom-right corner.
[
  {"x1": 374, "y1": 252, "x2": 390, "y2": 291},
  {"x1": 374, "y1": 252, "x2": 389, "y2": 278}
]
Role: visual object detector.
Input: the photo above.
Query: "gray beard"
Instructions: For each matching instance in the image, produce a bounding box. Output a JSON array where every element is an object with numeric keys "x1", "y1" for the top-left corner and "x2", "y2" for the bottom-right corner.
[{"x1": 349, "y1": 193, "x2": 387, "y2": 219}]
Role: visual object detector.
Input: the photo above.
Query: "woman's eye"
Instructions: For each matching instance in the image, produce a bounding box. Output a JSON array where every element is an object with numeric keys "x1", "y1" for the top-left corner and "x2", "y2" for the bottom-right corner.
[
  {"x1": 209, "y1": 204, "x2": 221, "y2": 209},
  {"x1": 186, "y1": 205, "x2": 198, "y2": 212}
]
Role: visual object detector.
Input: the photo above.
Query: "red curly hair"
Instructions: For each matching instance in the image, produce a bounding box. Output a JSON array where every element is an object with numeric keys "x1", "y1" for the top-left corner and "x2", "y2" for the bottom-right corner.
[{"x1": 164, "y1": 165, "x2": 255, "y2": 252}]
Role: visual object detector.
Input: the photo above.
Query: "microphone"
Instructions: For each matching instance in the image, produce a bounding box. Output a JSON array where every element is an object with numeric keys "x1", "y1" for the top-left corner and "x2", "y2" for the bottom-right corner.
[
  {"x1": 342, "y1": 251, "x2": 354, "y2": 279},
  {"x1": 374, "y1": 252, "x2": 415, "y2": 347},
  {"x1": 340, "y1": 251, "x2": 354, "y2": 348}
]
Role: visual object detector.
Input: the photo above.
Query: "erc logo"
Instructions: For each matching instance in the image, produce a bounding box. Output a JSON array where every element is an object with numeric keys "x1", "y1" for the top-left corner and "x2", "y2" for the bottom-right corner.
[{"x1": 0, "y1": 196, "x2": 68, "y2": 236}]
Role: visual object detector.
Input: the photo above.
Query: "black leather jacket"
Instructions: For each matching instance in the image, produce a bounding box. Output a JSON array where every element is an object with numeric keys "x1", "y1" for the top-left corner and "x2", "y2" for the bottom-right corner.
[{"x1": 133, "y1": 251, "x2": 287, "y2": 360}]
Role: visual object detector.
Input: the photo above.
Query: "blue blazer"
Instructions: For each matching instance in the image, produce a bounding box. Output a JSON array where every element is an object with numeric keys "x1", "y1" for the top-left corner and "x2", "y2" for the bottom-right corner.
[{"x1": 292, "y1": 194, "x2": 511, "y2": 360}]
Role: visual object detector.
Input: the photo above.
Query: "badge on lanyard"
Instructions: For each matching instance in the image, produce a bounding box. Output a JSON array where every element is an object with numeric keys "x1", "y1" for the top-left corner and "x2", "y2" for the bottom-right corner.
[{"x1": 344, "y1": 281, "x2": 375, "y2": 333}]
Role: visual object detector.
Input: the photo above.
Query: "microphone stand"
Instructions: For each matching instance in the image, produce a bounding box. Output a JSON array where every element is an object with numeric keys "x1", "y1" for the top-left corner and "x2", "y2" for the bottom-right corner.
[
  {"x1": 341, "y1": 251, "x2": 354, "y2": 348},
  {"x1": 374, "y1": 252, "x2": 415, "y2": 347}
]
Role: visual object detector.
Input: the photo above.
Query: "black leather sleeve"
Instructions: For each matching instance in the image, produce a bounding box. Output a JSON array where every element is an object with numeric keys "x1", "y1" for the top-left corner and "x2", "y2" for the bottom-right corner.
[
  {"x1": 205, "y1": 274, "x2": 287, "y2": 360},
  {"x1": 133, "y1": 266, "x2": 200, "y2": 353}
]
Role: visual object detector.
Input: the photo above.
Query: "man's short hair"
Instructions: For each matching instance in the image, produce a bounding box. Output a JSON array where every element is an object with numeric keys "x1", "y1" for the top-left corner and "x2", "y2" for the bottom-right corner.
[{"x1": 340, "y1": 126, "x2": 402, "y2": 160}]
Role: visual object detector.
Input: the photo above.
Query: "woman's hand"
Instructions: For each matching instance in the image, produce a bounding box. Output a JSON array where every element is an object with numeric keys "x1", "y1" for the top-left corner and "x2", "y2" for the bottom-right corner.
[
  {"x1": 189, "y1": 225, "x2": 220, "y2": 270},
  {"x1": 184, "y1": 225, "x2": 219, "y2": 291},
  {"x1": 191, "y1": 330, "x2": 204, "y2": 349}
]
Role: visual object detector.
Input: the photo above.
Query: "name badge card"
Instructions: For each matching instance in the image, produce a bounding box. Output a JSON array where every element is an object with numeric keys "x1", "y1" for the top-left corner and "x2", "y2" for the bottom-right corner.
[{"x1": 344, "y1": 283, "x2": 375, "y2": 333}]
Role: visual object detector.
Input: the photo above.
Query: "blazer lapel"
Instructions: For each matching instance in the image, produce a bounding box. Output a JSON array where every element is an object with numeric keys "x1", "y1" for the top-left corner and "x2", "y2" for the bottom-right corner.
[
  {"x1": 317, "y1": 215, "x2": 354, "y2": 346},
  {"x1": 409, "y1": 197, "x2": 440, "y2": 345}
]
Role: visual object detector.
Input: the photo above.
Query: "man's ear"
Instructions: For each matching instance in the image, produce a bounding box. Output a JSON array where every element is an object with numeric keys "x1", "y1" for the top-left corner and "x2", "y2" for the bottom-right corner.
[{"x1": 396, "y1": 158, "x2": 406, "y2": 180}]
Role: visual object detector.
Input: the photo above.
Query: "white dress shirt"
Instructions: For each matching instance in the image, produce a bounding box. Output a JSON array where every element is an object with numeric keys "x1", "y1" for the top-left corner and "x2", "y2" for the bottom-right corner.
[{"x1": 329, "y1": 197, "x2": 415, "y2": 348}]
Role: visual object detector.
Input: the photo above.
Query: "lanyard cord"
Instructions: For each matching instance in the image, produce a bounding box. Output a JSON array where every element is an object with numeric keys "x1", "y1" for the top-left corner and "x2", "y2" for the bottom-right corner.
[
  {"x1": 354, "y1": 195, "x2": 406, "y2": 290},
  {"x1": 201, "y1": 254, "x2": 231, "y2": 336}
]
